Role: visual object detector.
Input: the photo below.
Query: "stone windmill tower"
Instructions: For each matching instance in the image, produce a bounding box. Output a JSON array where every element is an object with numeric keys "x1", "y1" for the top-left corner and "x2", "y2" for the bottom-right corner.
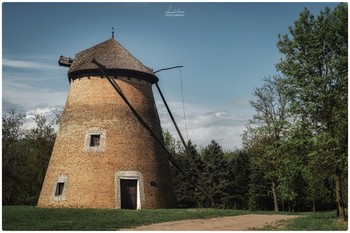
[{"x1": 37, "y1": 34, "x2": 177, "y2": 209}]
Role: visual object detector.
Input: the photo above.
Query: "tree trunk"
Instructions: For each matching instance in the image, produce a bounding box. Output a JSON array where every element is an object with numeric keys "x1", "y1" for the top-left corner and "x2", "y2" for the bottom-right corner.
[
  {"x1": 312, "y1": 192, "x2": 316, "y2": 213},
  {"x1": 288, "y1": 200, "x2": 291, "y2": 212},
  {"x1": 335, "y1": 167, "x2": 345, "y2": 222},
  {"x1": 272, "y1": 181, "x2": 279, "y2": 212}
]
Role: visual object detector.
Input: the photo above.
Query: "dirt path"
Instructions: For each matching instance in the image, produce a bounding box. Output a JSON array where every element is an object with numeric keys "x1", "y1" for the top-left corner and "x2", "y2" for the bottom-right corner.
[{"x1": 123, "y1": 214, "x2": 299, "y2": 231}]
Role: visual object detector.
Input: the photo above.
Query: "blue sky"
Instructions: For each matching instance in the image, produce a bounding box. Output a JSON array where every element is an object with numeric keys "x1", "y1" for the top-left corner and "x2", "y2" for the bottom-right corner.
[{"x1": 2, "y1": 2, "x2": 340, "y2": 150}]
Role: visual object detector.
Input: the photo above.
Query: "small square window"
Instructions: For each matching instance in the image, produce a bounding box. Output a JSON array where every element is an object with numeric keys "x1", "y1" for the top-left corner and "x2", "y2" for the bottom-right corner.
[
  {"x1": 90, "y1": 134, "x2": 101, "y2": 147},
  {"x1": 55, "y1": 182, "x2": 65, "y2": 196},
  {"x1": 84, "y1": 128, "x2": 106, "y2": 152}
]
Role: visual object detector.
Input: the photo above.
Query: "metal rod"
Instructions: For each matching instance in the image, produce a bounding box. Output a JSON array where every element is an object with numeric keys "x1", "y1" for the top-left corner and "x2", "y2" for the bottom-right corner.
[{"x1": 154, "y1": 66, "x2": 184, "y2": 74}]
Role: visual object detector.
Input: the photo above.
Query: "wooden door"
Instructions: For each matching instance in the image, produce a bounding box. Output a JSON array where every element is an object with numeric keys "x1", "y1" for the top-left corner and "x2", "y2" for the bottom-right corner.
[{"x1": 120, "y1": 179, "x2": 137, "y2": 209}]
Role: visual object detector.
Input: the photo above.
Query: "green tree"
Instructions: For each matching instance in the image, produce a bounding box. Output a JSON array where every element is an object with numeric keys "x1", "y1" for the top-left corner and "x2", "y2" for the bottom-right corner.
[
  {"x1": 281, "y1": 122, "x2": 335, "y2": 212},
  {"x1": 163, "y1": 130, "x2": 182, "y2": 156},
  {"x1": 164, "y1": 131, "x2": 206, "y2": 208},
  {"x1": 248, "y1": 155, "x2": 274, "y2": 211},
  {"x1": 24, "y1": 114, "x2": 56, "y2": 203},
  {"x1": 2, "y1": 110, "x2": 26, "y2": 204},
  {"x1": 242, "y1": 127, "x2": 274, "y2": 211},
  {"x1": 201, "y1": 140, "x2": 230, "y2": 208},
  {"x1": 248, "y1": 75, "x2": 290, "y2": 211},
  {"x1": 2, "y1": 111, "x2": 56, "y2": 205},
  {"x1": 226, "y1": 150, "x2": 251, "y2": 209},
  {"x1": 276, "y1": 4, "x2": 347, "y2": 221},
  {"x1": 170, "y1": 140, "x2": 204, "y2": 208}
]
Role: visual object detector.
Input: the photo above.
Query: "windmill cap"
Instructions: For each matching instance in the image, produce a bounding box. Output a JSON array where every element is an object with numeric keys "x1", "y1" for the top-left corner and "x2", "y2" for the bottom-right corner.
[{"x1": 68, "y1": 38, "x2": 158, "y2": 83}]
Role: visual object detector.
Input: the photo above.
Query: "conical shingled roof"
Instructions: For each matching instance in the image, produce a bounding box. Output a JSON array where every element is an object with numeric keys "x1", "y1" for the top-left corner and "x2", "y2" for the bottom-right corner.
[{"x1": 68, "y1": 37, "x2": 157, "y2": 83}]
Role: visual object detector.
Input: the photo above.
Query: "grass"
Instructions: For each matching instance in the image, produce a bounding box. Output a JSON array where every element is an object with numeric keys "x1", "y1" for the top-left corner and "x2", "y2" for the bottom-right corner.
[
  {"x1": 2, "y1": 206, "x2": 347, "y2": 231},
  {"x1": 261, "y1": 211, "x2": 348, "y2": 231},
  {"x1": 2, "y1": 206, "x2": 252, "y2": 230},
  {"x1": 282, "y1": 211, "x2": 348, "y2": 231}
]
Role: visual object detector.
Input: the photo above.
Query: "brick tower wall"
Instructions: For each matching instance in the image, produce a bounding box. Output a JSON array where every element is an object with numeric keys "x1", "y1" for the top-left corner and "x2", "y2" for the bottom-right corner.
[{"x1": 37, "y1": 76, "x2": 177, "y2": 209}]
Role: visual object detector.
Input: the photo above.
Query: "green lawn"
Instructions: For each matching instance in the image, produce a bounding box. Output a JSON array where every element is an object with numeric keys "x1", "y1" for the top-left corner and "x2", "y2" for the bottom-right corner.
[
  {"x1": 259, "y1": 211, "x2": 347, "y2": 231},
  {"x1": 2, "y1": 206, "x2": 347, "y2": 231},
  {"x1": 2, "y1": 206, "x2": 252, "y2": 230},
  {"x1": 280, "y1": 211, "x2": 348, "y2": 231}
]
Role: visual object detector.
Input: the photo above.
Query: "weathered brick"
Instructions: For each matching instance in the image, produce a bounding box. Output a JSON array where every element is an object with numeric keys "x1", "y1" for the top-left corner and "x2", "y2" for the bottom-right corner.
[{"x1": 37, "y1": 76, "x2": 177, "y2": 209}]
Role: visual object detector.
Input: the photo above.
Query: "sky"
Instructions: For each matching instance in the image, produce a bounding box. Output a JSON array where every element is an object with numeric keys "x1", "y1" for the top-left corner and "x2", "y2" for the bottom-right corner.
[{"x1": 2, "y1": 2, "x2": 341, "y2": 150}]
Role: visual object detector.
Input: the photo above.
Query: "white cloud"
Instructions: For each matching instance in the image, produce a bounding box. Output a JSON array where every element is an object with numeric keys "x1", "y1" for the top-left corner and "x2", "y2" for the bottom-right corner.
[
  {"x1": 3, "y1": 58, "x2": 56, "y2": 69},
  {"x1": 25, "y1": 106, "x2": 59, "y2": 119},
  {"x1": 157, "y1": 101, "x2": 250, "y2": 151},
  {"x1": 23, "y1": 105, "x2": 62, "y2": 131},
  {"x1": 2, "y1": 77, "x2": 67, "y2": 111}
]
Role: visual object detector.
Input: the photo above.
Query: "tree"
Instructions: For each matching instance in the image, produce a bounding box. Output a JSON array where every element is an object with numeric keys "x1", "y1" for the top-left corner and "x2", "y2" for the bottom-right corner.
[
  {"x1": 226, "y1": 150, "x2": 251, "y2": 209},
  {"x1": 164, "y1": 131, "x2": 206, "y2": 208},
  {"x1": 248, "y1": 75, "x2": 290, "y2": 211},
  {"x1": 170, "y1": 140, "x2": 204, "y2": 208},
  {"x1": 163, "y1": 129, "x2": 182, "y2": 157},
  {"x1": 2, "y1": 110, "x2": 56, "y2": 205},
  {"x1": 201, "y1": 140, "x2": 231, "y2": 208},
  {"x1": 242, "y1": 127, "x2": 275, "y2": 211},
  {"x1": 248, "y1": 154, "x2": 274, "y2": 211},
  {"x1": 24, "y1": 114, "x2": 56, "y2": 202},
  {"x1": 2, "y1": 110, "x2": 26, "y2": 204},
  {"x1": 276, "y1": 4, "x2": 347, "y2": 221}
]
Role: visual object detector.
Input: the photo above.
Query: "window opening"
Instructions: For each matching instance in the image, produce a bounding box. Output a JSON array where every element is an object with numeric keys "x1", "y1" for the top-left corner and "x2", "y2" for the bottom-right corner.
[
  {"x1": 55, "y1": 182, "x2": 65, "y2": 196},
  {"x1": 90, "y1": 134, "x2": 101, "y2": 147},
  {"x1": 84, "y1": 128, "x2": 106, "y2": 152}
]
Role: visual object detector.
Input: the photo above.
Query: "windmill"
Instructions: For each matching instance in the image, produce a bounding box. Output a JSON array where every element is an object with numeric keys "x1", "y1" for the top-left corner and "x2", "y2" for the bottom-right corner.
[{"x1": 37, "y1": 33, "x2": 213, "y2": 209}]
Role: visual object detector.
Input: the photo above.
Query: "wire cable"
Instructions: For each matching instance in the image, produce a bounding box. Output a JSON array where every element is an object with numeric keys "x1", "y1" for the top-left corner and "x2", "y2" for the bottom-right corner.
[{"x1": 179, "y1": 68, "x2": 189, "y2": 141}]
